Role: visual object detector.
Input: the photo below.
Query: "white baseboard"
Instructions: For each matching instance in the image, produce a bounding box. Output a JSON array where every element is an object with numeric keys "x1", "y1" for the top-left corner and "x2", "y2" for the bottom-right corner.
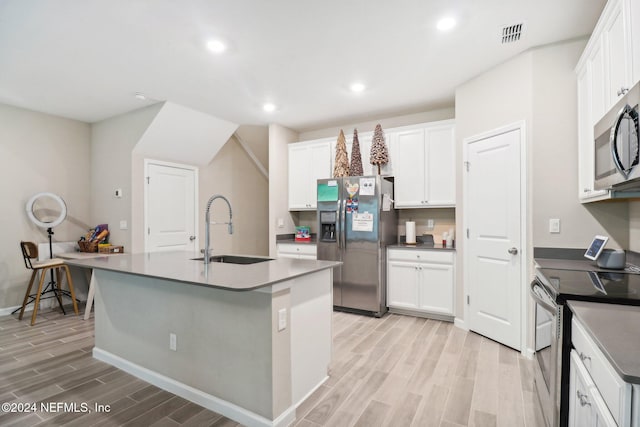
[
  {"x1": 0, "y1": 305, "x2": 23, "y2": 316},
  {"x1": 523, "y1": 347, "x2": 535, "y2": 360},
  {"x1": 93, "y1": 348, "x2": 296, "y2": 427},
  {"x1": 293, "y1": 375, "x2": 328, "y2": 409},
  {"x1": 454, "y1": 317, "x2": 468, "y2": 331}
]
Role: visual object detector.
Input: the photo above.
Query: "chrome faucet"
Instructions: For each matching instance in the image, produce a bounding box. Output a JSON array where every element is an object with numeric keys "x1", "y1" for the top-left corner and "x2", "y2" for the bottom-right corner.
[{"x1": 204, "y1": 195, "x2": 233, "y2": 264}]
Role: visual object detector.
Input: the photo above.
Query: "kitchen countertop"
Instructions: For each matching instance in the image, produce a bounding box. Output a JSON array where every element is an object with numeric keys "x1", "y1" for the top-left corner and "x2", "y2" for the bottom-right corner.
[
  {"x1": 568, "y1": 300, "x2": 640, "y2": 384},
  {"x1": 64, "y1": 251, "x2": 340, "y2": 292},
  {"x1": 387, "y1": 243, "x2": 456, "y2": 251}
]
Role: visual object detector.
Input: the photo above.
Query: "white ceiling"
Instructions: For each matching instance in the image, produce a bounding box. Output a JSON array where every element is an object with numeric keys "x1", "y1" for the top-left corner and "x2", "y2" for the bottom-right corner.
[{"x1": 0, "y1": 0, "x2": 606, "y2": 132}]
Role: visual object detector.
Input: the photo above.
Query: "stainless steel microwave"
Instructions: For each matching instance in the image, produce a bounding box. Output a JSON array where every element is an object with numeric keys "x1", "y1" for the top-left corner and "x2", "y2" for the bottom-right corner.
[{"x1": 594, "y1": 82, "x2": 639, "y2": 190}]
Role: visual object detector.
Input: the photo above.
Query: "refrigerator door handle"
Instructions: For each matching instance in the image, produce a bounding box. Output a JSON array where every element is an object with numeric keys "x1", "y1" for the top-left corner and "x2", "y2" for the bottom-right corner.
[
  {"x1": 341, "y1": 197, "x2": 347, "y2": 250},
  {"x1": 336, "y1": 199, "x2": 342, "y2": 249}
]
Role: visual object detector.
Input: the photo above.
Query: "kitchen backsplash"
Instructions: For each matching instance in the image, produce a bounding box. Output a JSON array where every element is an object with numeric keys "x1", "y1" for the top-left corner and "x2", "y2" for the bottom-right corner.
[{"x1": 291, "y1": 208, "x2": 456, "y2": 243}]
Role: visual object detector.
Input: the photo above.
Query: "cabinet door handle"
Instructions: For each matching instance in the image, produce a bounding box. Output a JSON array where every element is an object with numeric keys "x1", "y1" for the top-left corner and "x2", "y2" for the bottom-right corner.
[
  {"x1": 579, "y1": 352, "x2": 591, "y2": 363},
  {"x1": 576, "y1": 390, "x2": 591, "y2": 407},
  {"x1": 508, "y1": 247, "x2": 518, "y2": 255},
  {"x1": 189, "y1": 236, "x2": 196, "y2": 241},
  {"x1": 618, "y1": 87, "x2": 629, "y2": 96}
]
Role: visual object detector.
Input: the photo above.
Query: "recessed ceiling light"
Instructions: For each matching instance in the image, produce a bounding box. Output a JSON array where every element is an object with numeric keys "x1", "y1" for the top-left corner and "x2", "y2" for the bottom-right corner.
[
  {"x1": 437, "y1": 17, "x2": 456, "y2": 31},
  {"x1": 134, "y1": 92, "x2": 147, "y2": 101},
  {"x1": 263, "y1": 103, "x2": 276, "y2": 112},
  {"x1": 350, "y1": 83, "x2": 366, "y2": 93},
  {"x1": 206, "y1": 39, "x2": 227, "y2": 54}
]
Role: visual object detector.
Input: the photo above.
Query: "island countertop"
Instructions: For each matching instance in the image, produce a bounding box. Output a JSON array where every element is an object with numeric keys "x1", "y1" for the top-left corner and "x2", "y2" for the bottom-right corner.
[{"x1": 64, "y1": 251, "x2": 341, "y2": 291}]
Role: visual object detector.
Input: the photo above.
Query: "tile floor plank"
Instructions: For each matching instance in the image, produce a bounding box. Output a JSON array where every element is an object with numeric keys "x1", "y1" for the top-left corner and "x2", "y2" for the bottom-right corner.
[{"x1": 0, "y1": 305, "x2": 542, "y2": 427}]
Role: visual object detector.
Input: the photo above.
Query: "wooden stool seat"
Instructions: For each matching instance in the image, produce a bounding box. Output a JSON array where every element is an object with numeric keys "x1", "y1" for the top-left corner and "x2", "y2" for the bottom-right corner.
[{"x1": 18, "y1": 241, "x2": 79, "y2": 325}]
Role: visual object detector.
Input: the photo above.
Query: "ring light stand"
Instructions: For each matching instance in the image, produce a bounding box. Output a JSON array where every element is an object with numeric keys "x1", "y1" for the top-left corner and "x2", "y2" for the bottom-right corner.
[{"x1": 20, "y1": 192, "x2": 77, "y2": 315}]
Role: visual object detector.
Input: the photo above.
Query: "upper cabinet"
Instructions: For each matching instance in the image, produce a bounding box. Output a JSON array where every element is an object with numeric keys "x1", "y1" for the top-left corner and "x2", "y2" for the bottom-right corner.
[
  {"x1": 288, "y1": 139, "x2": 331, "y2": 210},
  {"x1": 288, "y1": 120, "x2": 455, "y2": 210},
  {"x1": 575, "y1": 0, "x2": 638, "y2": 202},
  {"x1": 394, "y1": 121, "x2": 456, "y2": 208}
]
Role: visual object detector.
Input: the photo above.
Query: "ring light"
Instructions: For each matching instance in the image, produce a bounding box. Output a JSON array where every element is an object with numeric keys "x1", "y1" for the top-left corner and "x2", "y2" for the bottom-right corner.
[{"x1": 26, "y1": 192, "x2": 67, "y2": 228}]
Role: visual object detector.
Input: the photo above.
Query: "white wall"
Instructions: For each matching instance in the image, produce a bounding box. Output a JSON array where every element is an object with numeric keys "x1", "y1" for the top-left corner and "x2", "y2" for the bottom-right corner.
[
  {"x1": 0, "y1": 103, "x2": 91, "y2": 309},
  {"x1": 455, "y1": 50, "x2": 534, "y2": 321},
  {"x1": 91, "y1": 104, "x2": 162, "y2": 252},
  {"x1": 268, "y1": 124, "x2": 299, "y2": 257},
  {"x1": 298, "y1": 109, "x2": 455, "y2": 141},
  {"x1": 531, "y1": 39, "x2": 628, "y2": 250},
  {"x1": 198, "y1": 136, "x2": 269, "y2": 257}
]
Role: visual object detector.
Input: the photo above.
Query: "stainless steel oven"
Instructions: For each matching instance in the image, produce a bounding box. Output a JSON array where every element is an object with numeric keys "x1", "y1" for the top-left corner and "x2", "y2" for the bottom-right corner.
[{"x1": 531, "y1": 278, "x2": 563, "y2": 427}]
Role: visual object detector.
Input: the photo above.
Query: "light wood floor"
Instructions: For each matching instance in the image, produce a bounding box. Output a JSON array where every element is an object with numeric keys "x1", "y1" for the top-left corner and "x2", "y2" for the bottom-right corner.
[{"x1": 0, "y1": 306, "x2": 545, "y2": 427}]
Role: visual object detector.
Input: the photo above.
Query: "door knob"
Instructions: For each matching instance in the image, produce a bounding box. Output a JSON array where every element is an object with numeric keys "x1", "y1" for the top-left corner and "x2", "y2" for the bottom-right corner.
[
  {"x1": 189, "y1": 236, "x2": 196, "y2": 241},
  {"x1": 508, "y1": 247, "x2": 518, "y2": 255}
]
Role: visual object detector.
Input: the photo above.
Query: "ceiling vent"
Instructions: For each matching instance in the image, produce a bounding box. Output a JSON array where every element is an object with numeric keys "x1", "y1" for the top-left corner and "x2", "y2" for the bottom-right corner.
[{"x1": 501, "y1": 23, "x2": 524, "y2": 44}]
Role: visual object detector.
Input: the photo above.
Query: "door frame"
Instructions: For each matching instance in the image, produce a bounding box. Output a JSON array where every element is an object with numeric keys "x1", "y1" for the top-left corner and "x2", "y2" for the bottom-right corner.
[
  {"x1": 462, "y1": 120, "x2": 529, "y2": 357},
  {"x1": 143, "y1": 159, "x2": 199, "y2": 253}
]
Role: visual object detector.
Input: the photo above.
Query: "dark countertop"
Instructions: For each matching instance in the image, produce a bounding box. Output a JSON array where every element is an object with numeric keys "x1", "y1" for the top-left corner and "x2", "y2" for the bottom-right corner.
[
  {"x1": 276, "y1": 234, "x2": 317, "y2": 244},
  {"x1": 65, "y1": 251, "x2": 340, "y2": 291},
  {"x1": 387, "y1": 243, "x2": 456, "y2": 251},
  {"x1": 534, "y1": 247, "x2": 640, "y2": 274},
  {"x1": 568, "y1": 300, "x2": 640, "y2": 384}
]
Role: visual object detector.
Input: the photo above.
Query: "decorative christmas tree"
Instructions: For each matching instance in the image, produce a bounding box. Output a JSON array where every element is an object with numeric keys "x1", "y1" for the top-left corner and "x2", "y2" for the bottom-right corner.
[
  {"x1": 370, "y1": 124, "x2": 389, "y2": 174},
  {"x1": 349, "y1": 128, "x2": 364, "y2": 176},
  {"x1": 333, "y1": 129, "x2": 350, "y2": 178}
]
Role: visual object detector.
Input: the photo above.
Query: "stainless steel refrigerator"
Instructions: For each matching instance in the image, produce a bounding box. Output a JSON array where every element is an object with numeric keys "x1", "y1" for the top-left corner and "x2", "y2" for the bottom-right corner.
[{"x1": 317, "y1": 175, "x2": 397, "y2": 317}]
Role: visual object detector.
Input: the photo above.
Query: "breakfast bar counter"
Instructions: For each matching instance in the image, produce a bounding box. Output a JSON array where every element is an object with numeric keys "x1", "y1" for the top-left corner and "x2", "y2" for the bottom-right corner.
[{"x1": 65, "y1": 251, "x2": 340, "y2": 427}]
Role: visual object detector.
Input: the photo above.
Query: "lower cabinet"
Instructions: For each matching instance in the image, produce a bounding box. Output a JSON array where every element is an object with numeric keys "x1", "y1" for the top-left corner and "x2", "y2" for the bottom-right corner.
[
  {"x1": 387, "y1": 249, "x2": 454, "y2": 318},
  {"x1": 571, "y1": 318, "x2": 633, "y2": 426},
  {"x1": 276, "y1": 243, "x2": 317, "y2": 260},
  {"x1": 569, "y1": 350, "x2": 617, "y2": 427}
]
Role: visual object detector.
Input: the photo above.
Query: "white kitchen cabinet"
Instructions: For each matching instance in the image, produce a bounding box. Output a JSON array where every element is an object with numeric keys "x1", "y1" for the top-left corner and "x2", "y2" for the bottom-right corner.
[
  {"x1": 387, "y1": 248, "x2": 454, "y2": 318},
  {"x1": 577, "y1": 59, "x2": 610, "y2": 201},
  {"x1": 602, "y1": 0, "x2": 633, "y2": 107},
  {"x1": 288, "y1": 140, "x2": 332, "y2": 210},
  {"x1": 569, "y1": 350, "x2": 617, "y2": 427},
  {"x1": 276, "y1": 242, "x2": 317, "y2": 260},
  {"x1": 574, "y1": 0, "x2": 637, "y2": 202},
  {"x1": 393, "y1": 121, "x2": 456, "y2": 208},
  {"x1": 572, "y1": 318, "x2": 633, "y2": 426}
]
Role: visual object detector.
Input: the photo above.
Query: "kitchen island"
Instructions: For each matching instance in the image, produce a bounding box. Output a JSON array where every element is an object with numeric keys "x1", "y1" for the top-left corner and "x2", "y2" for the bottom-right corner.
[{"x1": 65, "y1": 252, "x2": 340, "y2": 427}]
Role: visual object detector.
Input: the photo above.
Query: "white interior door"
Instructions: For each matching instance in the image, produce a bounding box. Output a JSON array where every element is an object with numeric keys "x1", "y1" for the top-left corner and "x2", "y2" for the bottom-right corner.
[
  {"x1": 145, "y1": 160, "x2": 198, "y2": 253},
  {"x1": 464, "y1": 125, "x2": 523, "y2": 351}
]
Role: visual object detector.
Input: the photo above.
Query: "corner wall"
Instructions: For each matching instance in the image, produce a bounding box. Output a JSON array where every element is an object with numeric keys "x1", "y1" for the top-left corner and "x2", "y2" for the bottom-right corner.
[
  {"x1": 91, "y1": 104, "x2": 163, "y2": 253},
  {"x1": 268, "y1": 124, "x2": 299, "y2": 257},
  {"x1": 0, "y1": 103, "x2": 91, "y2": 309}
]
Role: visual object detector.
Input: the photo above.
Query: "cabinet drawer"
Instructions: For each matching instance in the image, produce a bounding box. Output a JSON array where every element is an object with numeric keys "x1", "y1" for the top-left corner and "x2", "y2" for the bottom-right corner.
[
  {"x1": 277, "y1": 243, "x2": 317, "y2": 256},
  {"x1": 572, "y1": 318, "x2": 630, "y2": 425},
  {"x1": 387, "y1": 249, "x2": 453, "y2": 264}
]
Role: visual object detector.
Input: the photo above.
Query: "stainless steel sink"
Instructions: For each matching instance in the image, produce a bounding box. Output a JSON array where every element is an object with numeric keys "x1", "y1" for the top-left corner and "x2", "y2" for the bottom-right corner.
[{"x1": 191, "y1": 255, "x2": 273, "y2": 264}]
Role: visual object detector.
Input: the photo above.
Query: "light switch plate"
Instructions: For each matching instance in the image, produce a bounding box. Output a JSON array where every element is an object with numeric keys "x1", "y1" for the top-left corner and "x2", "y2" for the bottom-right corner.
[
  {"x1": 119, "y1": 220, "x2": 128, "y2": 230},
  {"x1": 549, "y1": 218, "x2": 560, "y2": 233},
  {"x1": 114, "y1": 188, "x2": 123, "y2": 198},
  {"x1": 278, "y1": 308, "x2": 287, "y2": 331}
]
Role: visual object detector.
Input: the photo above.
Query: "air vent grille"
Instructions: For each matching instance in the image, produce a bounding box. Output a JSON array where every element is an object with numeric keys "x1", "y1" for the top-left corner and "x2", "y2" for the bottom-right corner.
[{"x1": 501, "y1": 23, "x2": 523, "y2": 44}]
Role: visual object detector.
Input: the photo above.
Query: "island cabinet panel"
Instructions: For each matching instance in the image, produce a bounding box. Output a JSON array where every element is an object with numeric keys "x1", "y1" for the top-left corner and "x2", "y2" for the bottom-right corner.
[
  {"x1": 387, "y1": 248, "x2": 454, "y2": 319},
  {"x1": 91, "y1": 267, "x2": 332, "y2": 427},
  {"x1": 393, "y1": 120, "x2": 456, "y2": 208}
]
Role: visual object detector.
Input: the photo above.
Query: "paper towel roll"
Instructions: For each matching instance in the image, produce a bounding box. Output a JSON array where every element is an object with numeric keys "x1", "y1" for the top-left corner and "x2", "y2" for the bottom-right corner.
[{"x1": 406, "y1": 221, "x2": 416, "y2": 244}]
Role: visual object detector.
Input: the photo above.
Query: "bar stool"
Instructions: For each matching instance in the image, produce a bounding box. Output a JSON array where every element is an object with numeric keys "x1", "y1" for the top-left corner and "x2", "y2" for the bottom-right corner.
[{"x1": 18, "y1": 241, "x2": 79, "y2": 325}]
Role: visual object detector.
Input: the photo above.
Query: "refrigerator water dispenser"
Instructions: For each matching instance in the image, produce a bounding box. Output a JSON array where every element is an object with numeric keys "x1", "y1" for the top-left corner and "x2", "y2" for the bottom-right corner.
[{"x1": 319, "y1": 211, "x2": 337, "y2": 242}]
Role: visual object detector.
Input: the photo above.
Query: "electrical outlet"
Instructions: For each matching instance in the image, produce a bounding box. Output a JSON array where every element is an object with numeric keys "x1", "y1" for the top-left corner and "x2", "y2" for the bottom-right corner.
[
  {"x1": 278, "y1": 308, "x2": 287, "y2": 331},
  {"x1": 549, "y1": 218, "x2": 560, "y2": 233},
  {"x1": 277, "y1": 218, "x2": 284, "y2": 228},
  {"x1": 119, "y1": 220, "x2": 128, "y2": 230},
  {"x1": 427, "y1": 219, "x2": 434, "y2": 229},
  {"x1": 169, "y1": 333, "x2": 177, "y2": 351}
]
